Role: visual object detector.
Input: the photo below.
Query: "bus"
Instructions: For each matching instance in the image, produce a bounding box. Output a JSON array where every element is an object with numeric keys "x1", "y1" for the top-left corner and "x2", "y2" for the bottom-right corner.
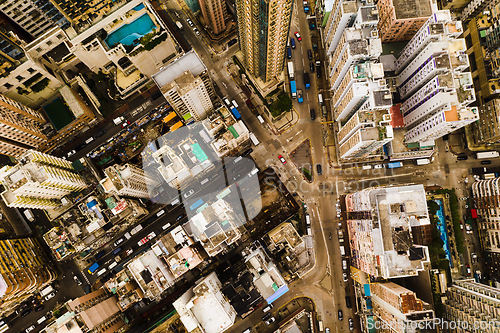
[{"x1": 190, "y1": 199, "x2": 204, "y2": 211}]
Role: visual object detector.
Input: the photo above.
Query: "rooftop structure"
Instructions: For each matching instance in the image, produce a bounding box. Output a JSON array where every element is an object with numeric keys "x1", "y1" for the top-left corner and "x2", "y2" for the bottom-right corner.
[
  {"x1": 102, "y1": 163, "x2": 158, "y2": 199},
  {"x1": 376, "y1": 0, "x2": 433, "y2": 43},
  {"x1": 105, "y1": 270, "x2": 144, "y2": 312},
  {"x1": 370, "y1": 282, "x2": 435, "y2": 332},
  {"x1": 345, "y1": 184, "x2": 431, "y2": 279},
  {"x1": 242, "y1": 243, "x2": 288, "y2": 304},
  {"x1": 173, "y1": 272, "x2": 237, "y2": 333},
  {"x1": 0, "y1": 150, "x2": 87, "y2": 210},
  {"x1": 153, "y1": 51, "x2": 215, "y2": 121},
  {"x1": 445, "y1": 279, "x2": 500, "y2": 330}
]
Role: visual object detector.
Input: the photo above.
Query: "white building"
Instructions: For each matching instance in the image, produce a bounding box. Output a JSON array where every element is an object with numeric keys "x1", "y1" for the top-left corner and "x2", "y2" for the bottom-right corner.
[
  {"x1": 345, "y1": 184, "x2": 431, "y2": 279},
  {"x1": 0, "y1": 150, "x2": 87, "y2": 209},
  {"x1": 395, "y1": 10, "x2": 478, "y2": 144},
  {"x1": 173, "y1": 272, "x2": 237, "y2": 333},
  {"x1": 102, "y1": 163, "x2": 158, "y2": 199},
  {"x1": 324, "y1": 0, "x2": 357, "y2": 59},
  {"x1": 153, "y1": 51, "x2": 215, "y2": 122}
]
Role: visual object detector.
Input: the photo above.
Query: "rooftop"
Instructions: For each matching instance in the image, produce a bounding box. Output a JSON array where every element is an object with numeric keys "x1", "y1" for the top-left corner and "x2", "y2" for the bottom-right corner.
[
  {"x1": 393, "y1": 0, "x2": 432, "y2": 19},
  {"x1": 152, "y1": 50, "x2": 206, "y2": 88}
]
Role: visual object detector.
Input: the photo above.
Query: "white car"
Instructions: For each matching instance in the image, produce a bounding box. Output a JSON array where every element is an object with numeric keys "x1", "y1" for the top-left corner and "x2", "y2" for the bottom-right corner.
[
  {"x1": 223, "y1": 98, "x2": 231, "y2": 106},
  {"x1": 186, "y1": 18, "x2": 194, "y2": 26},
  {"x1": 44, "y1": 291, "x2": 56, "y2": 301},
  {"x1": 26, "y1": 325, "x2": 35, "y2": 333},
  {"x1": 183, "y1": 189, "x2": 195, "y2": 198},
  {"x1": 193, "y1": 27, "x2": 200, "y2": 36},
  {"x1": 374, "y1": 164, "x2": 383, "y2": 169},
  {"x1": 67, "y1": 150, "x2": 76, "y2": 158},
  {"x1": 343, "y1": 272, "x2": 348, "y2": 282}
]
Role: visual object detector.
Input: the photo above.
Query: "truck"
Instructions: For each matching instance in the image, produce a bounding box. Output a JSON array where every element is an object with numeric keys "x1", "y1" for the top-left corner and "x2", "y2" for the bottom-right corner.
[
  {"x1": 416, "y1": 158, "x2": 430, "y2": 165},
  {"x1": 39, "y1": 285, "x2": 54, "y2": 297},
  {"x1": 387, "y1": 161, "x2": 403, "y2": 169},
  {"x1": 88, "y1": 262, "x2": 100, "y2": 274},
  {"x1": 303, "y1": 72, "x2": 310, "y2": 89},
  {"x1": 297, "y1": 89, "x2": 303, "y2": 103},
  {"x1": 290, "y1": 80, "x2": 297, "y2": 98},
  {"x1": 250, "y1": 133, "x2": 260, "y2": 146},
  {"x1": 476, "y1": 151, "x2": 499, "y2": 159},
  {"x1": 176, "y1": 21, "x2": 183, "y2": 30},
  {"x1": 287, "y1": 61, "x2": 294, "y2": 80}
]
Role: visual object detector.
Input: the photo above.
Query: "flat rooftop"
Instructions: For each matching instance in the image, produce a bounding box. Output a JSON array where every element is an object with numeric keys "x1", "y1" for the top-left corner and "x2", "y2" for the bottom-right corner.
[
  {"x1": 393, "y1": 0, "x2": 432, "y2": 19},
  {"x1": 152, "y1": 50, "x2": 206, "y2": 88}
]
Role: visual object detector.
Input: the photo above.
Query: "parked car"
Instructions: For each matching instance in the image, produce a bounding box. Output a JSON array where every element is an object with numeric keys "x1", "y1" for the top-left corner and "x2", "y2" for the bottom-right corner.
[
  {"x1": 44, "y1": 292, "x2": 56, "y2": 301},
  {"x1": 26, "y1": 325, "x2": 35, "y2": 333},
  {"x1": 278, "y1": 155, "x2": 286, "y2": 164},
  {"x1": 67, "y1": 150, "x2": 76, "y2": 158},
  {"x1": 73, "y1": 275, "x2": 82, "y2": 285},
  {"x1": 265, "y1": 317, "x2": 276, "y2": 325},
  {"x1": 349, "y1": 318, "x2": 354, "y2": 331},
  {"x1": 263, "y1": 304, "x2": 274, "y2": 312},
  {"x1": 457, "y1": 155, "x2": 468, "y2": 160},
  {"x1": 186, "y1": 18, "x2": 194, "y2": 26},
  {"x1": 481, "y1": 160, "x2": 492, "y2": 165},
  {"x1": 126, "y1": 248, "x2": 133, "y2": 256},
  {"x1": 309, "y1": 62, "x2": 315, "y2": 72},
  {"x1": 193, "y1": 27, "x2": 200, "y2": 36},
  {"x1": 316, "y1": 164, "x2": 322, "y2": 175},
  {"x1": 262, "y1": 313, "x2": 272, "y2": 321},
  {"x1": 466, "y1": 264, "x2": 471, "y2": 276},
  {"x1": 374, "y1": 164, "x2": 383, "y2": 169},
  {"x1": 113, "y1": 238, "x2": 124, "y2": 247},
  {"x1": 338, "y1": 310, "x2": 343, "y2": 321}
]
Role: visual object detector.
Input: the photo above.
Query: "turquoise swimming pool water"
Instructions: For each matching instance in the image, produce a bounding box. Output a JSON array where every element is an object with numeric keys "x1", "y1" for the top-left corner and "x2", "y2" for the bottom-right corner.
[
  {"x1": 105, "y1": 13, "x2": 156, "y2": 47},
  {"x1": 435, "y1": 199, "x2": 453, "y2": 268}
]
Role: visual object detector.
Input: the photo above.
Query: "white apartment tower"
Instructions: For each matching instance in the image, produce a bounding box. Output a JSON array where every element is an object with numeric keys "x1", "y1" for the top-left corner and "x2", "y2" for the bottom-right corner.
[
  {"x1": 153, "y1": 51, "x2": 215, "y2": 122},
  {"x1": 103, "y1": 164, "x2": 157, "y2": 199},
  {"x1": 0, "y1": 93, "x2": 48, "y2": 157},
  {"x1": 0, "y1": 150, "x2": 87, "y2": 209},
  {"x1": 395, "y1": 11, "x2": 478, "y2": 144}
]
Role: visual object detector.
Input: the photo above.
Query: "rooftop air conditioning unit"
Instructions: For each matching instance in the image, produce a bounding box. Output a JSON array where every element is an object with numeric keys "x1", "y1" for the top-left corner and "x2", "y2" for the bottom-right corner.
[{"x1": 371, "y1": 30, "x2": 378, "y2": 38}]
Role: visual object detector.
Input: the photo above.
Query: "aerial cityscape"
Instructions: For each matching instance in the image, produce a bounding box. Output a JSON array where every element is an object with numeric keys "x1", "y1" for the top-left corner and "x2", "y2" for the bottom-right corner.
[{"x1": 0, "y1": 0, "x2": 499, "y2": 332}]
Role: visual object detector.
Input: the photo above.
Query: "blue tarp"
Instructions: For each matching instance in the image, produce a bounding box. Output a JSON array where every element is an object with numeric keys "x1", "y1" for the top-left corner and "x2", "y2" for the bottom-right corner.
[{"x1": 266, "y1": 284, "x2": 289, "y2": 304}]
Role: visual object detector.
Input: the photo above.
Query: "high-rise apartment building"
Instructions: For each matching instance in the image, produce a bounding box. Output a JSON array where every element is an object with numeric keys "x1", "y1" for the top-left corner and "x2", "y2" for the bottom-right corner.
[
  {"x1": 102, "y1": 164, "x2": 158, "y2": 199},
  {"x1": 376, "y1": 0, "x2": 433, "y2": 43},
  {"x1": 395, "y1": 11, "x2": 478, "y2": 144},
  {"x1": 344, "y1": 184, "x2": 430, "y2": 279},
  {"x1": 236, "y1": 0, "x2": 293, "y2": 82},
  {"x1": 0, "y1": 0, "x2": 69, "y2": 39},
  {"x1": 0, "y1": 93, "x2": 48, "y2": 157},
  {"x1": 153, "y1": 51, "x2": 215, "y2": 121},
  {"x1": 199, "y1": 0, "x2": 227, "y2": 35},
  {"x1": 472, "y1": 177, "x2": 500, "y2": 281},
  {"x1": 472, "y1": 99, "x2": 500, "y2": 145},
  {"x1": 462, "y1": 0, "x2": 497, "y2": 21},
  {"x1": 324, "y1": 0, "x2": 357, "y2": 60},
  {"x1": 444, "y1": 279, "x2": 500, "y2": 331},
  {"x1": 0, "y1": 150, "x2": 87, "y2": 210},
  {"x1": 370, "y1": 282, "x2": 435, "y2": 333},
  {"x1": 0, "y1": 237, "x2": 56, "y2": 316}
]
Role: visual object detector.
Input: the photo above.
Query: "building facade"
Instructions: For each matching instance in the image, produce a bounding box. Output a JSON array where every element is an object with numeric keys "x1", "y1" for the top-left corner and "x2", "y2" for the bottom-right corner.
[
  {"x1": 153, "y1": 51, "x2": 215, "y2": 121},
  {"x1": 0, "y1": 93, "x2": 48, "y2": 157},
  {"x1": 199, "y1": 0, "x2": 227, "y2": 35},
  {"x1": 102, "y1": 164, "x2": 158, "y2": 199},
  {"x1": 472, "y1": 99, "x2": 500, "y2": 145},
  {"x1": 444, "y1": 279, "x2": 500, "y2": 332},
  {"x1": 472, "y1": 177, "x2": 500, "y2": 281},
  {"x1": 395, "y1": 10, "x2": 478, "y2": 145},
  {"x1": 344, "y1": 184, "x2": 431, "y2": 279},
  {"x1": 0, "y1": 150, "x2": 87, "y2": 209},
  {"x1": 370, "y1": 282, "x2": 435, "y2": 333},
  {"x1": 376, "y1": 0, "x2": 433, "y2": 43},
  {"x1": 236, "y1": 0, "x2": 293, "y2": 82},
  {"x1": 0, "y1": 237, "x2": 56, "y2": 316}
]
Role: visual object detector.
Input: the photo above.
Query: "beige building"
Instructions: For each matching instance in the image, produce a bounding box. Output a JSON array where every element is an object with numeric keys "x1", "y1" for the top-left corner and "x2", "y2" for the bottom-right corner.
[
  {"x1": 236, "y1": 0, "x2": 292, "y2": 82},
  {"x1": 0, "y1": 150, "x2": 87, "y2": 210},
  {"x1": 102, "y1": 163, "x2": 158, "y2": 199},
  {"x1": 199, "y1": 0, "x2": 227, "y2": 35},
  {"x1": 0, "y1": 237, "x2": 56, "y2": 317},
  {"x1": 445, "y1": 279, "x2": 500, "y2": 332},
  {"x1": 376, "y1": 0, "x2": 433, "y2": 43},
  {"x1": 370, "y1": 282, "x2": 435, "y2": 333},
  {"x1": 0, "y1": 93, "x2": 48, "y2": 157}
]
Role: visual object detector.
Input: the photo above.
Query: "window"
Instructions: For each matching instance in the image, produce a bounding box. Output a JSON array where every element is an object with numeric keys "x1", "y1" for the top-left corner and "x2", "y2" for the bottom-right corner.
[
  {"x1": 3, "y1": 83, "x2": 12, "y2": 89},
  {"x1": 27, "y1": 67, "x2": 35, "y2": 74},
  {"x1": 16, "y1": 75, "x2": 24, "y2": 81}
]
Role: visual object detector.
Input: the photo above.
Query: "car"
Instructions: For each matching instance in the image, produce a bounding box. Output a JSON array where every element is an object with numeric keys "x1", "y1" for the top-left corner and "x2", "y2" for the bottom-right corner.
[
  {"x1": 457, "y1": 155, "x2": 468, "y2": 160},
  {"x1": 465, "y1": 223, "x2": 472, "y2": 234},
  {"x1": 242, "y1": 328, "x2": 252, "y2": 333},
  {"x1": 338, "y1": 309, "x2": 343, "y2": 321},
  {"x1": 121, "y1": 119, "x2": 131, "y2": 128},
  {"x1": 67, "y1": 149, "x2": 76, "y2": 158},
  {"x1": 290, "y1": 37, "x2": 296, "y2": 49},
  {"x1": 263, "y1": 304, "x2": 274, "y2": 312},
  {"x1": 113, "y1": 238, "x2": 124, "y2": 247},
  {"x1": 325, "y1": 329, "x2": 330, "y2": 333},
  {"x1": 126, "y1": 248, "x2": 133, "y2": 256},
  {"x1": 309, "y1": 62, "x2": 315, "y2": 72},
  {"x1": 26, "y1": 325, "x2": 35, "y2": 333},
  {"x1": 35, "y1": 304, "x2": 44, "y2": 312},
  {"x1": 84, "y1": 137, "x2": 94, "y2": 145},
  {"x1": 138, "y1": 232, "x2": 156, "y2": 246},
  {"x1": 73, "y1": 275, "x2": 82, "y2": 285},
  {"x1": 223, "y1": 97, "x2": 231, "y2": 106},
  {"x1": 481, "y1": 160, "x2": 492, "y2": 165},
  {"x1": 316, "y1": 164, "x2": 322, "y2": 175},
  {"x1": 471, "y1": 253, "x2": 477, "y2": 261},
  {"x1": 466, "y1": 264, "x2": 471, "y2": 275},
  {"x1": 228, "y1": 38, "x2": 238, "y2": 47},
  {"x1": 278, "y1": 155, "x2": 286, "y2": 164},
  {"x1": 460, "y1": 221, "x2": 463, "y2": 229},
  {"x1": 262, "y1": 313, "x2": 272, "y2": 321},
  {"x1": 265, "y1": 317, "x2": 276, "y2": 325},
  {"x1": 95, "y1": 129, "x2": 107, "y2": 138},
  {"x1": 20, "y1": 308, "x2": 31, "y2": 317},
  {"x1": 287, "y1": 47, "x2": 292, "y2": 59},
  {"x1": 374, "y1": 164, "x2": 383, "y2": 169},
  {"x1": 193, "y1": 27, "x2": 200, "y2": 36},
  {"x1": 183, "y1": 189, "x2": 195, "y2": 198},
  {"x1": 294, "y1": 32, "x2": 302, "y2": 41},
  {"x1": 343, "y1": 272, "x2": 348, "y2": 282},
  {"x1": 349, "y1": 318, "x2": 354, "y2": 331},
  {"x1": 44, "y1": 292, "x2": 55, "y2": 301},
  {"x1": 345, "y1": 296, "x2": 352, "y2": 308},
  {"x1": 186, "y1": 18, "x2": 194, "y2": 26}
]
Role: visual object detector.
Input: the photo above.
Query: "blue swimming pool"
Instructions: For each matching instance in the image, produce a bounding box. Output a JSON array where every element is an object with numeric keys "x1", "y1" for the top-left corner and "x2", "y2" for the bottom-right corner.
[
  {"x1": 435, "y1": 199, "x2": 453, "y2": 268},
  {"x1": 105, "y1": 13, "x2": 156, "y2": 47}
]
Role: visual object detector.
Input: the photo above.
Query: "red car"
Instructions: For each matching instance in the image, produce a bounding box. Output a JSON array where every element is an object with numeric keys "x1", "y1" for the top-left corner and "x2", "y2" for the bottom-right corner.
[
  {"x1": 278, "y1": 155, "x2": 286, "y2": 164},
  {"x1": 294, "y1": 32, "x2": 302, "y2": 41}
]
